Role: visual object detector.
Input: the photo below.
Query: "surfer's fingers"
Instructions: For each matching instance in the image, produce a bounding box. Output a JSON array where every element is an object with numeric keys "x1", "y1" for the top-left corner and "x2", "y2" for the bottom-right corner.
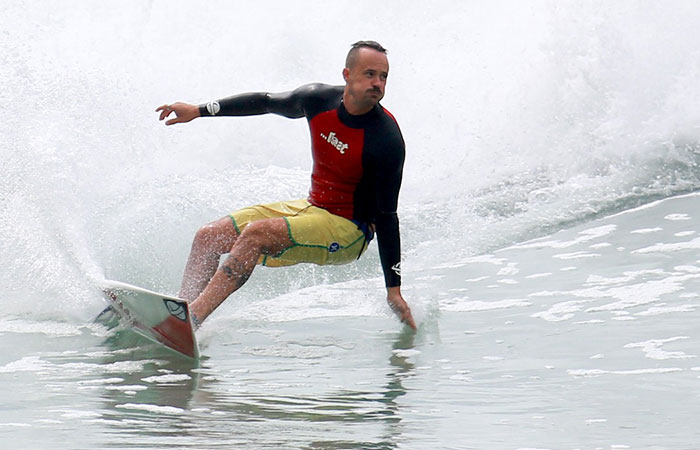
[
  {"x1": 157, "y1": 108, "x2": 173, "y2": 122},
  {"x1": 402, "y1": 311, "x2": 417, "y2": 330},
  {"x1": 156, "y1": 104, "x2": 181, "y2": 122}
]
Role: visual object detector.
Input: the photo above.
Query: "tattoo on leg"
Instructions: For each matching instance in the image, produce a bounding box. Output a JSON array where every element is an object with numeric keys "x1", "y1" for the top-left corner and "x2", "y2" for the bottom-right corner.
[
  {"x1": 221, "y1": 257, "x2": 252, "y2": 289},
  {"x1": 222, "y1": 265, "x2": 235, "y2": 279}
]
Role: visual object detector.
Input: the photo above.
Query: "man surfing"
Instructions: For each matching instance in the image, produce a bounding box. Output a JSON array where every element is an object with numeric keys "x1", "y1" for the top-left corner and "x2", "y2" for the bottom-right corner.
[{"x1": 156, "y1": 41, "x2": 416, "y2": 330}]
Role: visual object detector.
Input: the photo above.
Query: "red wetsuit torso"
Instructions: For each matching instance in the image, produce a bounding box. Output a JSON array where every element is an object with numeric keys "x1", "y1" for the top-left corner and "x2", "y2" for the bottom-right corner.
[{"x1": 199, "y1": 83, "x2": 405, "y2": 287}]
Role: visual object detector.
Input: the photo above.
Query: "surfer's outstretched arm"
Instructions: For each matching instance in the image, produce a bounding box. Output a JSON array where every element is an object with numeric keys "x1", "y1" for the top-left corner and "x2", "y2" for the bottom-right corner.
[{"x1": 156, "y1": 83, "x2": 342, "y2": 125}]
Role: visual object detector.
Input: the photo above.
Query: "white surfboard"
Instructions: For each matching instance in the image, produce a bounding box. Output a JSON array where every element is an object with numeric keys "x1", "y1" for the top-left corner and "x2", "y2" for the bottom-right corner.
[{"x1": 100, "y1": 280, "x2": 199, "y2": 359}]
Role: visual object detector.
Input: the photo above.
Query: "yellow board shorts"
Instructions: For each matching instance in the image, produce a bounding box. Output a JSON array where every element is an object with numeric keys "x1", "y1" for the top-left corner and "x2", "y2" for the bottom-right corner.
[{"x1": 230, "y1": 199, "x2": 370, "y2": 267}]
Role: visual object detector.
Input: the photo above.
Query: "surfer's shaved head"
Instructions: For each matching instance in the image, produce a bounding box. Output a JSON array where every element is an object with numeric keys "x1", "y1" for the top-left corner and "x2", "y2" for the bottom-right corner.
[{"x1": 345, "y1": 40, "x2": 387, "y2": 69}]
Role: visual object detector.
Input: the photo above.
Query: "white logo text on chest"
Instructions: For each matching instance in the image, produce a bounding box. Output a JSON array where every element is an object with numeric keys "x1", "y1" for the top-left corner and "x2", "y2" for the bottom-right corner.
[{"x1": 320, "y1": 131, "x2": 349, "y2": 154}]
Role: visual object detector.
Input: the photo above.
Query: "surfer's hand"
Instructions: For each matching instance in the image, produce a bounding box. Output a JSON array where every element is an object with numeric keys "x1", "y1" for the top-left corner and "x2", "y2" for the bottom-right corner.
[
  {"x1": 387, "y1": 287, "x2": 417, "y2": 330},
  {"x1": 156, "y1": 102, "x2": 200, "y2": 125}
]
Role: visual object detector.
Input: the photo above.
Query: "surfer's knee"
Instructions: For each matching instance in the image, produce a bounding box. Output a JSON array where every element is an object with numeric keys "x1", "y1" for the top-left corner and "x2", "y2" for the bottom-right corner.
[
  {"x1": 237, "y1": 219, "x2": 290, "y2": 255},
  {"x1": 193, "y1": 218, "x2": 238, "y2": 254}
]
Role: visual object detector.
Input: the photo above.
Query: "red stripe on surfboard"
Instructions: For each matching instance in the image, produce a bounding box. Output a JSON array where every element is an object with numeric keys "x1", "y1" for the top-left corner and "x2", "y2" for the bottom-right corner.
[{"x1": 152, "y1": 315, "x2": 197, "y2": 358}]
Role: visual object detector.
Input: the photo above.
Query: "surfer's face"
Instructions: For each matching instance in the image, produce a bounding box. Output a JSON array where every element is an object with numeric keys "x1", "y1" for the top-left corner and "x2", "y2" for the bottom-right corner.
[{"x1": 342, "y1": 48, "x2": 388, "y2": 114}]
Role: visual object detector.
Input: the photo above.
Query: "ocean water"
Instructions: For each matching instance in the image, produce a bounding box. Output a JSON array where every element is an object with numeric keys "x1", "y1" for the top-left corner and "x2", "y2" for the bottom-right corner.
[{"x1": 3, "y1": 1, "x2": 700, "y2": 449}]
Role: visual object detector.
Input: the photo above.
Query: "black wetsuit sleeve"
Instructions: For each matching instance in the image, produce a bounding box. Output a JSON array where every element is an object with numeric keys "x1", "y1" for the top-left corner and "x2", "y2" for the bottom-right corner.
[
  {"x1": 198, "y1": 83, "x2": 340, "y2": 119},
  {"x1": 373, "y1": 129, "x2": 405, "y2": 288}
]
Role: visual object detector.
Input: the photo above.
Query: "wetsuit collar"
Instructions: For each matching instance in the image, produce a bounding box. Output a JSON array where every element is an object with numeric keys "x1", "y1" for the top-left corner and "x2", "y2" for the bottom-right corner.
[{"x1": 338, "y1": 101, "x2": 382, "y2": 128}]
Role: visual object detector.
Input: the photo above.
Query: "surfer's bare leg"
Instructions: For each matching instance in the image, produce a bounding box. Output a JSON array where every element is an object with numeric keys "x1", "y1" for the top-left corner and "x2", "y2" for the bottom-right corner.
[
  {"x1": 189, "y1": 218, "x2": 292, "y2": 323},
  {"x1": 179, "y1": 217, "x2": 239, "y2": 301}
]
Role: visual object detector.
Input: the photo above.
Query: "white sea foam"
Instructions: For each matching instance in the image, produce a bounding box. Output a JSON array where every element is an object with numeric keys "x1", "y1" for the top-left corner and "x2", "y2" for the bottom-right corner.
[
  {"x1": 568, "y1": 368, "x2": 683, "y2": 377},
  {"x1": 624, "y1": 337, "x2": 696, "y2": 360},
  {"x1": 636, "y1": 305, "x2": 698, "y2": 316},
  {"x1": 239, "y1": 345, "x2": 332, "y2": 359},
  {"x1": 497, "y1": 263, "x2": 520, "y2": 276},
  {"x1": 77, "y1": 378, "x2": 125, "y2": 385},
  {"x1": 664, "y1": 214, "x2": 691, "y2": 221},
  {"x1": 441, "y1": 298, "x2": 531, "y2": 312},
  {"x1": 0, "y1": 356, "x2": 164, "y2": 377},
  {"x1": 0, "y1": 320, "x2": 82, "y2": 337},
  {"x1": 142, "y1": 374, "x2": 192, "y2": 383},
  {"x1": 673, "y1": 265, "x2": 700, "y2": 273},
  {"x1": 465, "y1": 276, "x2": 490, "y2": 282},
  {"x1": 585, "y1": 418, "x2": 608, "y2": 424},
  {"x1": 531, "y1": 270, "x2": 700, "y2": 322},
  {"x1": 586, "y1": 275, "x2": 698, "y2": 313},
  {"x1": 631, "y1": 227, "x2": 663, "y2": 234},
  {"x1": 585, "y1": 269, "x2": 666, "y2": 287},
  {"x1": 392, "y1": 349, "x2": 421, "y2": 358},
  {"x1": 104, "y1": 385, "x2": 149, "y2": 392},
  {"x1": 433, "y1": 254, "x2": 506, "y2": 270},
  {"x1": 55, "y1": 410, "x2": 102, "y2": 419},
  {"x1": 531, "y1": 299, "x2": 593, "y2": 322},
  {"x1": 632, "y1": 237, "x2": 700, "y2": 254},
  {"x1": 675, "y1": 231, "x2": 696, "y2": 237},
  {"x1": 525, "y1": 273, "x2": 552, "y2": 279},
  {"x1": 115, "y1": 403, "x2": 185, "y2": 415},
  {"x1": 0, "y1": 356, "x2": 51, "y2": 374},
  {"x1": 512, "y1": 225, "x2": 617, "y2": 250},
  {"x1": 553, "y1": 251, "x2": 601, "y2": 260}
]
